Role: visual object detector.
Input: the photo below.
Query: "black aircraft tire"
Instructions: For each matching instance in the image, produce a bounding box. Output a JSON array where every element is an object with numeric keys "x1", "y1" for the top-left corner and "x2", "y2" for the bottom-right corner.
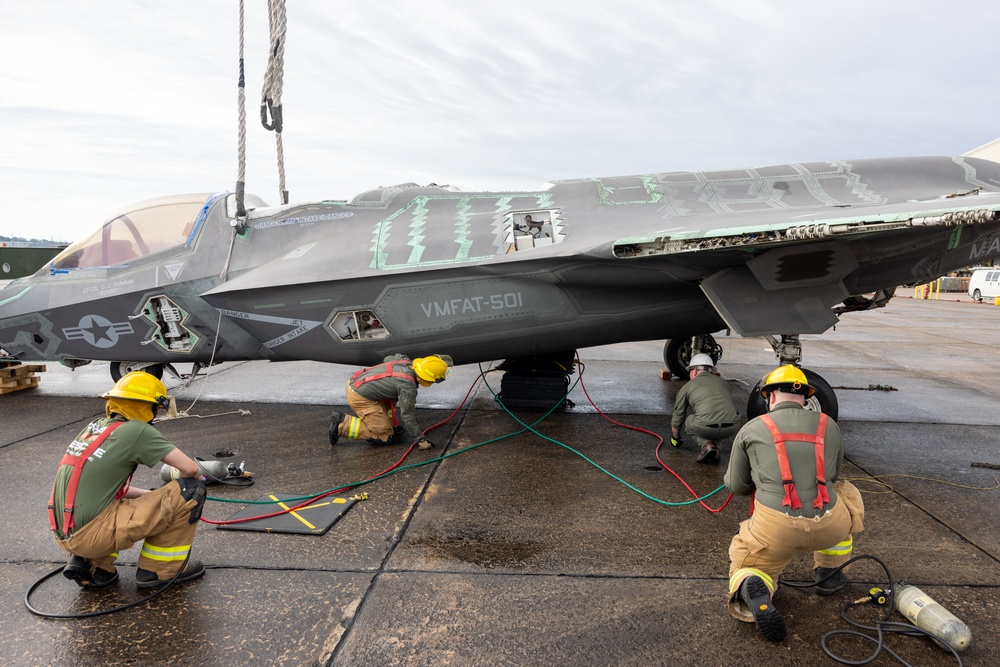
[
  {"x1": 664, "y1": 336, "x2": 723, "y2": 379},
  {"x1": 110, "y1": 361, "x2": 164, "y2": 383},
  {"x1": 745, "y1": 368, "x2": 839, "y2": 421},
  {"x1": 664, "y1": 338, "x2": 691, "y2": 378}
]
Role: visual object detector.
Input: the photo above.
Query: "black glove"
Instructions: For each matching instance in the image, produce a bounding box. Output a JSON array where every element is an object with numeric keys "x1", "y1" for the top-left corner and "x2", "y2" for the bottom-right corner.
[
  {"x1": 176, "y1": 477, "x2": 207, "y2": 524},
  {"x1": 670, "y1": 436, "x2": 682, "y2": 447}
]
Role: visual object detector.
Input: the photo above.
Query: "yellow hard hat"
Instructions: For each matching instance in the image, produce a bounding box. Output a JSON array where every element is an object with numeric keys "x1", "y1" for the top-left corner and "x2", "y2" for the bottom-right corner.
[
  {"x1": 100, "y1": 371, "x2": 170, "y2": 408},
  {"x1": 759, "y1": 364, "x2": 815, "y2": 398},
  {"x1": 412, "y1": 355, "x2": 453, "y2": 383}
]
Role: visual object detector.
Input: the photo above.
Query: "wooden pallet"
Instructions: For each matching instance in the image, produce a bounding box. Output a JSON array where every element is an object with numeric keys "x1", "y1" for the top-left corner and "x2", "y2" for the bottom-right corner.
[{"x1": 0, "y1": 363, "x2": 46, "y2": 395}]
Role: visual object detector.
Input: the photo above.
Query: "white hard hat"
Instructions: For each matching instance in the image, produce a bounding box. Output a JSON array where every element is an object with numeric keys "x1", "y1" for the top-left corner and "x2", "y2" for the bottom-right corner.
[{"x1": 686, "y1": 353, "x2": 715, "y2": 370}]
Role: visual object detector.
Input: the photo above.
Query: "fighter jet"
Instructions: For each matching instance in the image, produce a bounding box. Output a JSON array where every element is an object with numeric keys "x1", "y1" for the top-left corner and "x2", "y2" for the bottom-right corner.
[{"x1": 3, "y1": 154, "x2": 1000, "y2": 418}]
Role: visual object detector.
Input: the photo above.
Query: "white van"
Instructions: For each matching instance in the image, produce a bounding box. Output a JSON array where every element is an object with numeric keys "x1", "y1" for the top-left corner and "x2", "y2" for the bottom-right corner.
[{"x1": 968, "y1": 268, "x2": 1000, "y2": 301}]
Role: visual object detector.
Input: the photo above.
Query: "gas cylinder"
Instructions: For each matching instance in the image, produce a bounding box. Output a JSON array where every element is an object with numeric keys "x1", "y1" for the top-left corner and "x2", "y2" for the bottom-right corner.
[
  {"x1": 160, "y1": 460, "x2": 244, "y2": 483},
  {"x1": 893, "y1": 581, "x2": 971, "y2": 652}
]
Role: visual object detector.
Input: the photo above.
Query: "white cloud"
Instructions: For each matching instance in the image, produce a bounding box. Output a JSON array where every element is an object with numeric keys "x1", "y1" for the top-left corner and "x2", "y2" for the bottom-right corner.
[{"x1": 1, "y1": 0, "x2": 998, "y2": 241}]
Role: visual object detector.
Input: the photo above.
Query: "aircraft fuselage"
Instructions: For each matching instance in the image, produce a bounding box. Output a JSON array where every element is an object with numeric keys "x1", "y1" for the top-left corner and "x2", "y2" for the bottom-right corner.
[{"x1": 3, "y1": 156, "x2": 1000, "y2": 368}]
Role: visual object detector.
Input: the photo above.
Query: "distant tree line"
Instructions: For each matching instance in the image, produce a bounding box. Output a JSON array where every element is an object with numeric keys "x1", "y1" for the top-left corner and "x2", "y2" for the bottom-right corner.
[{"x1": 0, "y1": 234, "x2": 66, "y2": 244}]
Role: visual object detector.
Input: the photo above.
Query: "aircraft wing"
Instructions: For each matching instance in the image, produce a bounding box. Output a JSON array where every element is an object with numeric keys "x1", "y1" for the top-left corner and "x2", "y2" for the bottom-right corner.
[{"x1": 608, "y1": 192, "x2": 1000, "y2": 336}]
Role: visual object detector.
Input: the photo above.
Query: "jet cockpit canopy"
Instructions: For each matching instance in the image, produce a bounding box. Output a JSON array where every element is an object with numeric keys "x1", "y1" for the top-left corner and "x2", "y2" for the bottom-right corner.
[{"x1": 47, "y1": 193, "x2": 214, "y2": 272}]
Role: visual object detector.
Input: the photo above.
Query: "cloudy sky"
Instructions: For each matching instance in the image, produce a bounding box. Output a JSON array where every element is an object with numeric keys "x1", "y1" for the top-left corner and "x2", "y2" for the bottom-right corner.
[{"x1": 2, "y1": 1, "x2": 999, "y2": 242}]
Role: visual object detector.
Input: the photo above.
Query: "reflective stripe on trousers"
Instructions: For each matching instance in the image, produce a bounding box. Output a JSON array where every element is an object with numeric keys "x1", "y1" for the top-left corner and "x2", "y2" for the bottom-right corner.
[{"x1": 140, "y1": 542, "x2": 191, "y2": 562}]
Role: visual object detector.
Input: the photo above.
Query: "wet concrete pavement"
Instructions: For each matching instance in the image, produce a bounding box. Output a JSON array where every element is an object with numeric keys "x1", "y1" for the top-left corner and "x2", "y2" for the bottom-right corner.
[{"x1": 1, "y1": 294, "x2": 999, "y2": 666}]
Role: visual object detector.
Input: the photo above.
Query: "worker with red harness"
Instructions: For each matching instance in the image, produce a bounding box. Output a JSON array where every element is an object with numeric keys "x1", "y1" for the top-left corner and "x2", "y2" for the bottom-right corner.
[
  {"x1": 49, "y1": 371, "x2": 207, "y2": 590},
  {"x1": 329, "y1": 354, "x2": 453, "y2": 449},
  {"x1": 723, "y1": 365, "x2": 865, "y2": 643}
]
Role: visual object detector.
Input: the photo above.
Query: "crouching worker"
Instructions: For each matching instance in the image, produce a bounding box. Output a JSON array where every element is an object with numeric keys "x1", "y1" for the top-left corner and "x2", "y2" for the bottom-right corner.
[
  {"x1": 670, "y1": 353, "x2": 740, "y2": 463},
  {"x1": 49, "y1": 371, "x2": 207, "y2": 590},
  {"x1": 724, "y1": 365, "x2": 865, "y2": 642},
  {"x1": 330, "y1": 354, "x2": 453, "y2": 449}
]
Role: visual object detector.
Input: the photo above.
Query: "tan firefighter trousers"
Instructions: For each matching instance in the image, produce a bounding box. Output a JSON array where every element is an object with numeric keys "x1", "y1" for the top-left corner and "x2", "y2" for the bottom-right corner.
[
  {"x1": 727, "y1": 479, "x2": 865, "y2": 621},
  {"x1": 339, "y1": 384, "x2": 395, "y2": 441},
  {"x1": 54, "y1": 479, "x2": 200, "y2": 579}
]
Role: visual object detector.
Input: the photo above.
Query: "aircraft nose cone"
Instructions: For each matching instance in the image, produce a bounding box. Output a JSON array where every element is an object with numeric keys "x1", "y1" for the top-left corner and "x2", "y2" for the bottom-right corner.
[{"x1": 0, "y1": 281, "x2": 39, "y2": 357}]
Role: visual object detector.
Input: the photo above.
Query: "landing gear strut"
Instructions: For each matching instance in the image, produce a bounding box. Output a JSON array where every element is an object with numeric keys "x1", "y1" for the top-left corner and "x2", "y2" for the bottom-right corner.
[
  {"x1": 663, "y1": 334, "x2": 723, "y2": 378},
  {"x1": 745, "y1": 334, "x2": 839, "y2": 420}
]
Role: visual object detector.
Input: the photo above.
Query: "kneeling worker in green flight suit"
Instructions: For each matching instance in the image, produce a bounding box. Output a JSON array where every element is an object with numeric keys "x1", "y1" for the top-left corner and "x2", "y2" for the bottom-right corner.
[{"x1": 670, "y1": 353, "x2": 740, "y2": 463}]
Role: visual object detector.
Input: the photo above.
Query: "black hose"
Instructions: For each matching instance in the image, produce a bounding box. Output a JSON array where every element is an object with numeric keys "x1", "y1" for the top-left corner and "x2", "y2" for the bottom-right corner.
[
  {"x1": 24, "y1": 552, "x2": 192, "y2": 619},
  {"x1": 781, "y1": 555, "x2": 963, "y2": 666}
]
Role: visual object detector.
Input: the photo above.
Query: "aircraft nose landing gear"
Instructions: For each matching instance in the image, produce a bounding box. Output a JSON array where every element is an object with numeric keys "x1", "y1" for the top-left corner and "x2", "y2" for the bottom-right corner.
[{"x1": 663, "y1": 334, "x2": 724, "y2": 378}]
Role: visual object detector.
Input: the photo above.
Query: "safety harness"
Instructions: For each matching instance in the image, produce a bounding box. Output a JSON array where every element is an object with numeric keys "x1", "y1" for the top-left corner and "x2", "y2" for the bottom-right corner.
[
  {"x1": 48, "y1": 421, "x2": 126, "y2": 537},
  {"x1": 350, "y1": 361, "x2": 416, "y2": 429},
  {"x1": 349, "y1": 361, "x2": 417, "y2": 389},
  {"x1": 757, "y1": 413, "x2": 831, "y2": 510}
]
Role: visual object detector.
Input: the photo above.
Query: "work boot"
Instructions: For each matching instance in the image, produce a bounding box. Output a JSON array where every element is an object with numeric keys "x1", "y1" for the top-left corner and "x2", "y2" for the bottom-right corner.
[
  {"x1": 136, "y1": 559, "x2": 206, "y2": 590},
  {"x1": 368, "y1": 425, "x2": 407, "y2": 446},
  {"x1": 329, "y1": 411, "x2": 345, "y2": 446},
  {"x1": 814, "y1": 567, "x2": 847, "y2": 596},
  {"x1": 739, "y1": 576, "x2": 786, "y2": 642},
  {"x1": 696, "y1": 441, "x2": 720, "y2": 463},
  {"x1": 63, "y1": 555, "x2": 119, "y2": 589}
]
